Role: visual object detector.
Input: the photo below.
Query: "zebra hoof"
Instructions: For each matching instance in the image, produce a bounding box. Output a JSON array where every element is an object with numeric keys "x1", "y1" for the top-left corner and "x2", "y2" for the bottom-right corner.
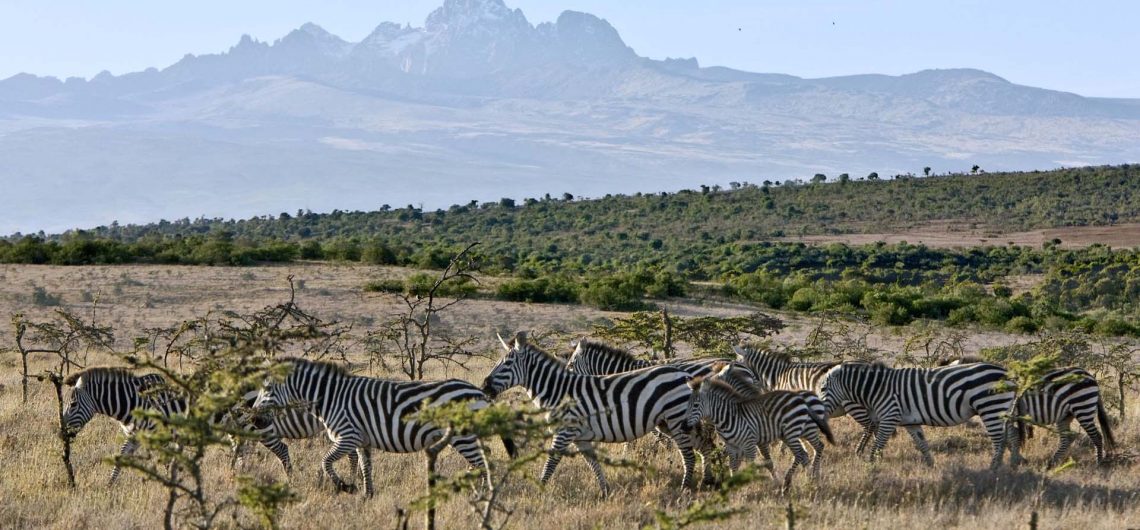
[{"x1": 337, "y1": 483, "x2": 358, "y2": 495}]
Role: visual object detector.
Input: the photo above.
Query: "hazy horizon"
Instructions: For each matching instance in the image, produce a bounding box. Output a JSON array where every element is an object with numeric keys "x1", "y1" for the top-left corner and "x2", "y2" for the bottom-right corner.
[{"x1": 2, "y1": 0, "x2": 1139, "y2": 98}]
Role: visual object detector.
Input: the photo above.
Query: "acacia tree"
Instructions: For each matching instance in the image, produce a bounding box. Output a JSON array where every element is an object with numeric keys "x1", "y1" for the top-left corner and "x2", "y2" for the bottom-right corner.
[
  {"x1": 367, "y1": 243, "x2": 488, "y2": 379},
  {"x1": 12, "y1": 304, "x2": 114, "y2": 402},
  {"x1": 591, "y1": 310, "x2": 783, "y2": 360}
]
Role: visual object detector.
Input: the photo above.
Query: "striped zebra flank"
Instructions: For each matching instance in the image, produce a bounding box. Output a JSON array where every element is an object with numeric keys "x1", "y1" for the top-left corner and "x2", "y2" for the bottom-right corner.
[
  {"x1": 686, "y1": 365, "x2": 835, "y2": 494},
  {"x1": 255, "y1": 357, "x2": 515, "y2": 497},
  {"x1": 819, "y1": 361, "x2": 1022, "y2": 469},
  {"x1": 62, "y1": 367, "x2": 187, "y2": 484},
  {"x1": 482, "y1": 332, "x2": 702, "y2": 494}
]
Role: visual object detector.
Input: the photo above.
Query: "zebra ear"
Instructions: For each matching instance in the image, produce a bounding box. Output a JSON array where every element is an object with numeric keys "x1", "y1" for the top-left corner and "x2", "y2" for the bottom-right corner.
[
  {"x1": 513, "y1": 331, "x2": 528, "y2": 349},
  {"x1": 687, "y1": 375, "x2": 704, "y2": 390},
  {"x1": 63, "y1": 372, "x2": 82, "y2": 386},
  {"x1": 731, "y1": 344, "x2": 748, "y2": 357},
  {"x1": 496, "y1": 333, "x2": 511, "y2": 352}
]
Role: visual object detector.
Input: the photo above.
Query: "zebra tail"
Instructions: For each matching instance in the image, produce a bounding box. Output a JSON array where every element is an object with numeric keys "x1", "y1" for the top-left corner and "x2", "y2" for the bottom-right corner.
[
  {"x1": 808, "y1": 408, "x2": 836, "y2": 445},
  {"x1": 501, "y1": 436, "x2": 519, "y2": 459},
  {"x1": 1097, "y1": 400, "x2": 1116, "y2": 450}
]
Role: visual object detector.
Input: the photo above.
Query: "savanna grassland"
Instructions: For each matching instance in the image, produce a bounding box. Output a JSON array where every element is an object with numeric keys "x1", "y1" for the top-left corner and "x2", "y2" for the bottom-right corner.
[{"x1": 1, "y1": 263, "x2": 1138, "y2": 529}]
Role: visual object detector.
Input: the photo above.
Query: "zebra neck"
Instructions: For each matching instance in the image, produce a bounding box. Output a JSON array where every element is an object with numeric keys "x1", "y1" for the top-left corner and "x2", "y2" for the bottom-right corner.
[{"x1": 524, "y1": 363, "x2": 582, "y2": 410}]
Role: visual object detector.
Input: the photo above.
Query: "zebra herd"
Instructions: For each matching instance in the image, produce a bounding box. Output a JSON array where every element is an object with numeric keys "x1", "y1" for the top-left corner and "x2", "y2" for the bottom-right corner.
[{"x1": 60, "y1": 333, "x2": 1116, "y2": 500}]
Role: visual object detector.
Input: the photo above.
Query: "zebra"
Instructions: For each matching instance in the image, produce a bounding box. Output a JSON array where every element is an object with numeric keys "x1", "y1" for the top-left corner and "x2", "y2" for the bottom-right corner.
[
  {"x1": 232, "y1": 389, "x2": 359, "y2": 477},
  {"x1": 939, "y1": 359, "x2": 1115, "y2": 467},
  {"x1": 482, "y1": 332, "x2": 703, "y2": 495},
  {"x1": 566, "y1": 340, "x2": 757, "y2": 382},
  {"x1": 563, "y1": 339, "x2": 759, "y2": 484},
  {"x1": 685, "y1": 365, "x2": 835, "y2": 493},
  {"x1": 62, "y1": 367, "x2": 187, "y2": 483},
  {"x1": 733, "y1": 345, "x2": 840, "y2": 394},
  {"x1": 252, "y1": 357, "x2": 517, "y2": 497},
  {"x1": 818, "y1": 361, "x2": 1022, "y2": 469}
]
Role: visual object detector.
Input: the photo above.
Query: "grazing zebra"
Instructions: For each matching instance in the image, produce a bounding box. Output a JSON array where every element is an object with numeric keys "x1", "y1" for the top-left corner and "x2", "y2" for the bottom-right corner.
[
  {"x1": 62, "y1": 368, "x2": 186, "y2": 483},
  {"x1": 685, "y1": 365, "x2": 835, "y2": 493},
  {"x1": 253, "y1": 357, "x2": 516, "y2": 497},
  {"x1": 482, "y1": 332, "x2": 702, "y2": 494},
  {"x1": 940, "y1": 359, "x2": 1115, "y2": 466},
  {"x1": 233, "y1": 389, "x2": 358, "y2": 477},
  {"x1": 819, "y1": 361, "x2": 1022, "y2": 469}
]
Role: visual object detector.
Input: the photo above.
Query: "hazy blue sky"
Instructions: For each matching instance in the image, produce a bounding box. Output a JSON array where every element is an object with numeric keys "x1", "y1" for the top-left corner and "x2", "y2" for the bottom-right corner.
[{"x1": 2, "y1": 0, "x2": 1137, "y2": 97}]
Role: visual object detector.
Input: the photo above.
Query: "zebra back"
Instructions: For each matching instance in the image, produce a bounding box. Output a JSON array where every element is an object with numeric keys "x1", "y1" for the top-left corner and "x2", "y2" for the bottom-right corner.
[
  {"x1": 734, "y1": 345, "x2": 837, "y2": 393},
  {"x1": 567, "y1": 340, "x2": 652, "y2": 374}
]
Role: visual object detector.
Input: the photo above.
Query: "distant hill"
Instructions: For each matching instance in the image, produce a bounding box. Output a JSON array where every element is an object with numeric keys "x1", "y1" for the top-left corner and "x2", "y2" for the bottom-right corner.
[{"x1": 2, "y1": 0, "x2": 1139, "y2": 234}]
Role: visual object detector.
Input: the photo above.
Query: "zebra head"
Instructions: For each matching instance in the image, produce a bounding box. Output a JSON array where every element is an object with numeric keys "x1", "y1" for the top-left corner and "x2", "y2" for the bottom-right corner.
[
  {"x1": 817, "y1": 364, "x2": 849, "y2": 417},
  {"x1": 684, "y1": 376, "x2": 706, "y2": 431},
  {"x1": 482, "y1": 331, "x2": 534, "y2": 398},
  {"x1": 732, "y1": 345, "x2": 784, "y2": 389},
  {"x1": 62, "y1": 372, "x2": 97, "y2": 436}
]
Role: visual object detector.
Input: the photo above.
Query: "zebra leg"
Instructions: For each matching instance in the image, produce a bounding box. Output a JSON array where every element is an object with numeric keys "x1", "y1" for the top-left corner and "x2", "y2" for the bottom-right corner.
[
  {"x1": 661, "y1": 427, "x2": 698, "y2": 490},
  {"x1": 904, "y1": 426, "x2": 935, "y2": 467},
  {"x1": 322, "y1": 437, "x2": 360, "y2": 494},
  {"x1": 980, "y1": 411, "x2": 1013, "y2": 470},
  {"x1": 357, "y1": 447, "x2": 373, "y2": 498},
  {"x1": 260, "y1": 437, "x2": 293, "y2": 476},
  {"x1": 576, "y1": 441, "x2": 609, "y2": 497},
  {"x1": 450, "y1": 434, "x2": 492, "y2": 491},
  {"x1": 1048, "y1": 418, "x2": 1077, "y2": 468},
  {"x1": 869, "y1": 402, "x2": 901, "y2": 464},
  {"x1": 847, "y1": 403, "x2": 876, "y2": 456},
  {"x1": 805, "y1": 433, "x2": 825, "y2": 481},
  {"x1": 782, "y1": 438, "x2": 811, "y2": 495},
  {"x1": 757, "y1": 444, "x2": 777, "y2": 480},
  {"x1": 1074, "y1": 414, "x2": 1105, "y2": 465},
  {"x1": 540, "y1": 431, "x2": 574, "y2": 487},
  {"x1": 109, "y1": 437, "x2": 140, "y2": 485}
]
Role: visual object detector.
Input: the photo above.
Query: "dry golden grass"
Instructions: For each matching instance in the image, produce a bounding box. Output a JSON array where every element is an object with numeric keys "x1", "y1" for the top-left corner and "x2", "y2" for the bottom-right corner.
[{"x1": 1, "y1": 263, "x2": 1138, "y2": 529}]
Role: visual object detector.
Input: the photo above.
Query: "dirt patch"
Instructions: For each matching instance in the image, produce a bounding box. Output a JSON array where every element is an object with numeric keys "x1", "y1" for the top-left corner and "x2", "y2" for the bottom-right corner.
[{"x1": 783, "y1": 221, "x2": 1140, "y2": 249}]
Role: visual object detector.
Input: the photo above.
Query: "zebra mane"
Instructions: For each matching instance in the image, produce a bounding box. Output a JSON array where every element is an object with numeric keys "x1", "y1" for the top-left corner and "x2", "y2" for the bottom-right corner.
[
  {"x1": 518, "y1": 343, "x2": 567, "y2": 368},
  {"x1": 278, "y1": 356, "x2": 351, "y2": 377},
  {"x1": 573, "y1": 340, "x2": 645, "y2": 363},
  {"x1": 701, "y1": 376, "x2": 766, "y2": 405},
  {"x1": 64, "y1": 366, "x2": 140, "y2": 386},
  {"x1": 735, "y1": 344, "x2": 792, "y2": 363}
]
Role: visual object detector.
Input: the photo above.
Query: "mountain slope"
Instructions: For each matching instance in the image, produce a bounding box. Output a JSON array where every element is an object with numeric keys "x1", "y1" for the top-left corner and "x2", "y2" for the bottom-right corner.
[{"x1": 1, "y1": 0, "x2": 1138, "y2": 234}]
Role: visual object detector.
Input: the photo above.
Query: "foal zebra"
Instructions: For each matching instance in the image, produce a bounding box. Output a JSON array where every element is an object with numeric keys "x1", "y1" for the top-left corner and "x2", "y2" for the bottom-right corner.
[
  {"x1": 819, "y1": 361, "x2": 1021, "y2": 469},
  {"x1": 732, "y1": 345, "x2": 838, "y2": 394},
  {"x1": 482, "y1": 333, "x2": 703, "y2": 494},
  {"x1": 940, "y1": 359, "x2": 1115, "y2": 466},
  {"x1": 63, "y1": 367, "x2": 187, "y2": 483},
  {"x1": 253, "y1": 357, "x2": 515, "y2": 497},
  {"x1": 686, "y1": 366, "x2": 834, "y2": 493}
]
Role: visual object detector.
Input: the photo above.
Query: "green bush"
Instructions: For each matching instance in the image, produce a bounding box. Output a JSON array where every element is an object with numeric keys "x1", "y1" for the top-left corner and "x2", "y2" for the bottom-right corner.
[
  {"x1": 1004, "y1": 316, "x2": 1039, "y2": 334},
  {"x1": 496, "y1": 276, "x2": 580, "y2": 304},
  {"x1": 363, "y1": 279, "x2": 405, "y2": 294},
  {"x1": 580, "y1": 275, "x2": 653, "y2": 311}
]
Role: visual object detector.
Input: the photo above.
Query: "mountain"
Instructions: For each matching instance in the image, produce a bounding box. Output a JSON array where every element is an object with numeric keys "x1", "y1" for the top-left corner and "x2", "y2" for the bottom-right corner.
[{"x1": 2, "y1": 0, "x2": 1139, "y2": 234}]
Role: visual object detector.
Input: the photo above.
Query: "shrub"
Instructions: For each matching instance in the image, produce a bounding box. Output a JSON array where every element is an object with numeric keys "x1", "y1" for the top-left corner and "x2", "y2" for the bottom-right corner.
[
  {"x1": 32, "y1": 286, "x2": 62, "y2": 306},
  {"x1": 1004, "y1": 316, "x2": 1039, "y2": 334},
  {"x1": 580, "y1": 275, "x2": 652, "y2": 311},
  {"x1": 363, "y1": 279, "x2": 405, "y2": 294},
  {"x1": 496, "y1": 276, "x2": 580, "y2": 304}
]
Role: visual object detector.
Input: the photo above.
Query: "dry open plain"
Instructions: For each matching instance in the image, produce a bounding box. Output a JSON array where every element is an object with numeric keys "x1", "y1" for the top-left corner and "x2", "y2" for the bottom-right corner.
[{"x1": 1, "y1": 263, "x2": 1138, "y2": 529}]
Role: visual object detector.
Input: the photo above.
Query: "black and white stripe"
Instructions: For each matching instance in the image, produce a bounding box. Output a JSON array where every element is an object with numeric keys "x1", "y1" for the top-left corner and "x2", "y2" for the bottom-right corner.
[
  {"x1": 235, "y1": 389, "x2": 352, "y2": 475},
  {"x1": 733, "y1": 345, "x2": 838, "y2": 394},
  {"x1": 568, "y1": 339, "x2": 756, "y2": 382},
  {"x1": 942, "y1": 359, "x2": 1114, "y2": 467},
  {"x1": 819, "y1": 361, "x2": 1021, "y2": 469},
  {"x1": 1018, "y1": 367, "x2": 1115, "y2": 466},
  {"x1": 254, "y1": 357, "x2": 516, "y2": 497},
  {"x1": 685, "y1": 366, "x2": 835, "y2": 493},
  {"x1": 63, "y1": 368, "x2": 186, "y2": 483},
  {"x1": 482, "y1": 333, "x2": 701, "y2": 494}
]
